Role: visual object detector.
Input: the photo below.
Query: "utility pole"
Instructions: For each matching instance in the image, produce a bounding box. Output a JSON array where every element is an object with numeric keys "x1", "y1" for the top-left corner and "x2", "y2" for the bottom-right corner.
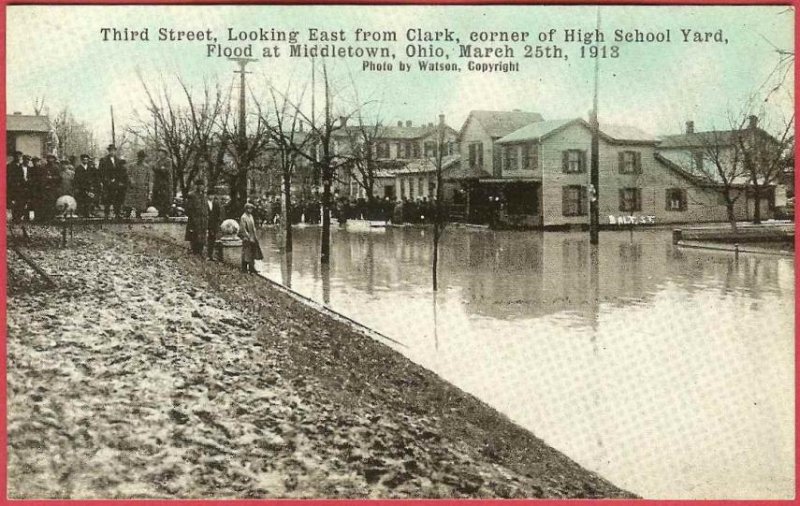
[
  {"x1": 230, "y1": 57, "x2": 257, "y2": 209},
  {"x1": 110, "y1": 105, "x2": 116, "y2": 147},
  {"x1": 589, "y1": 7, "x2": 601, "y2": 245}
]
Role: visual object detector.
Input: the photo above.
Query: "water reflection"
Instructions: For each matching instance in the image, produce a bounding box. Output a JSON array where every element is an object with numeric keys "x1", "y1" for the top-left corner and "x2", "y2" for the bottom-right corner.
[{"x1": 255, "y1": 226, "x2": 794, "y2": 499}]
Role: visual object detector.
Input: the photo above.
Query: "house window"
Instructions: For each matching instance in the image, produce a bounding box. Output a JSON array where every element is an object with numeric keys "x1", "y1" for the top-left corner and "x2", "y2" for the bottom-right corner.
[
  {"x1": 562, "y1": 150, "x2": 586, "y2": 173},
  {"x1": 619, "y1": 187, "x2": 642, "y2": 212},
  {"x1": 424, "y1": 141, "x2": 437, "y2": 158},
  {"x1": 562, "y1": 185, "x2": 587, "y2": 216},
  {"x1": 412, "y1": 142, "x2": 420, "y2": 158},
  {"x1": 618, "y1": 151, "x2": 642, "y2": 174},
  {"x1": 377, "y1": 142, "x2": 390, "y2": 159},
  {"x1": 468, "y1": 142, "x2": 483, "y2": 168},
  {"x1": 504, "y1": 145, "x2": 519, "y2": 171},
  {"x1": 409, "y1": 178, "x2": 415, "y2": 199},
  {"x1": 400, "y1": 179, "x2": 405, "y2": 198},
  {"x1": 522, "y1": 143, "x2": 538, "y2": 171},
  {"x1": 666, "y1": 188, "x2": 687, "y2": 211}
]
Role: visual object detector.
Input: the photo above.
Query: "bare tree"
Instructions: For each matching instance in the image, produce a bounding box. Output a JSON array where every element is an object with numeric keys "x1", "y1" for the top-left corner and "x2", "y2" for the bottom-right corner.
[
  {"x1": 222, "y1": 88, "x2": 273, "y2": 217},
  {"x1": 262, "y1": 83, "x2": 313, "y2": 252},
  {"x1": 432, "y1": 115, "x2": 447, "y2": 291},
  {"x1": 342, "y1": 115, "x2": 384, "y2": 202},
  {"x1": 734, "y1": 112, "x2": 794, "y2": 224},
  {"x1": 51, "y1": 107, "x2": 99, "y2": 159},
  {"x1": 136, "y1": 72, "x2": 199, "y2": 197}
]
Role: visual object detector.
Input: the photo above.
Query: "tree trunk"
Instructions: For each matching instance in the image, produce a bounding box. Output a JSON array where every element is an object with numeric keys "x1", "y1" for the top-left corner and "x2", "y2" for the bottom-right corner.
[
  {"x1": 432, "y1": 223, "x2": 440, "y2": 291},
  {"x1": 726, "y1": 201, "x2": 738, "y2": 233},
  {"x1": 283, "y1": 171, "x2": 293, "y2": 253},
  {"x1": 321, "y1": 167, "x2": 331, "y2": 264},
  {"x1": 752, "y1": 188, "x2": 762, "y2": 224}
]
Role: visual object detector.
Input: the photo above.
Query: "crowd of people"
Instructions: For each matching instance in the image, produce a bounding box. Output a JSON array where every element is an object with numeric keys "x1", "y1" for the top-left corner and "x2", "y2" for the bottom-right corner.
[{"x1": 6, "y1": 144, "x2": 175, "y2": 222}]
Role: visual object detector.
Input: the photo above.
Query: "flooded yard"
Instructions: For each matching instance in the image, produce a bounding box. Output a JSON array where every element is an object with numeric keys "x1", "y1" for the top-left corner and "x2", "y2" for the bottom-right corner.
[{"x1": 253, "y1": 225, "x2": 794, "y2": 499}]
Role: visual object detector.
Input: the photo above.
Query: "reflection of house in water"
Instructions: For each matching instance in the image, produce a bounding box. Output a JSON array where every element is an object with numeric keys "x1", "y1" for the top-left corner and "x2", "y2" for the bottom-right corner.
[{"x1": 259, "y1": 227, "x2": 787, "y2": 326}]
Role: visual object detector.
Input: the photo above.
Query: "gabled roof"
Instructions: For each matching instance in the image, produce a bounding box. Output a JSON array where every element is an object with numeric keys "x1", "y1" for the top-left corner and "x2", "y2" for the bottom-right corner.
[
  {"x1": 443, "y1": 160, "x2": 490, "y2": 180},
  {"x1": 653, "y1": 152, "x2": 753, "y2": 188},
  {"x1": 464, "y1": 110, "x2": 544, "y2": 138},
  {"x1": 394, "y1": 155, "x2": 460, "y2": 174},
  {"x1": 7, "y1": 114, "x2": 50, "y2": 133},
  {"x1": 334, "y1": 123, "x2": 457, "y2": 141},
  {"x1": 496, "y1": 118, "x2": 657, "y2": 145},
  {"x1": 658, "y1": 128, "x2": 777, "y2": 149}
]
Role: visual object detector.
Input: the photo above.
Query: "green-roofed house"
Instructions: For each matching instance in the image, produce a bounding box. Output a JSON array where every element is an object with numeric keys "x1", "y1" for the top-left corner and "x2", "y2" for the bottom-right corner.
[{"x1": 494, "y1": 117, "x2": 759, "y2": 228}]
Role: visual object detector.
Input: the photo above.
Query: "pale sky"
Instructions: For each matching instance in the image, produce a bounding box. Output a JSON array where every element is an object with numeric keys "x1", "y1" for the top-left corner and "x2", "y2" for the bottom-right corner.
[{"x1": 6, "y1": 5, "x2": 794, "y2": 152}]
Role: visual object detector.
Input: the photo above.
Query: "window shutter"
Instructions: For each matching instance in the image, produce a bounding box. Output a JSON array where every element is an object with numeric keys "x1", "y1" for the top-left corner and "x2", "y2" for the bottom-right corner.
[
  {"x1": 478, "y1": 143, "x2": 484, "y2": 167},
  {"x1": 681, "y1": 189, "x2": 688, "y2": 211},
  {"x1": 562, "y1": 186, "x2": 570, "y2": 215},
  {"x1": 636, "y1": 189, "x2": 642, "y2": 211},
  {"x1": 562, "y1": 151, "x2": 569, "y2": 172},
  {"x1": 619, "y1": 151, "x2": 626, "y2": 174},
  {"x1": 582, "y1": 150, "x2": 588, "y2": 172},
  {"x1": 635, "y1": 152, "x2": 642, "y2": 173},
  {"x1": 665, "y1": 189, "x2": 671, "y2": 211},
  {"x1": 580, "y1": 185, "x2": 588, "y2": 215},
  {"x1": 619, "y1": 189, "x2": 625, "y2": 211}
]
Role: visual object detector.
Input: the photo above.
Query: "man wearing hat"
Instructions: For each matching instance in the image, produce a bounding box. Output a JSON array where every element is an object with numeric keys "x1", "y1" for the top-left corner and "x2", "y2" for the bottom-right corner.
[
  {"x1": 151, "y1": 147, "x2": 173, "y2": 218},
  {"x1": 184, "y1": 178, "x2": 209, "y2": 256},
  {"x1": 99, "y1": 144, "x2": 125, "y2": 219},
  {"x1": 74, "y1": 154, "x2": 99, "y2": 217},
  {"x1": 6, "y1": 151, "x2": 29, "y2": 222},
  {"x1": 31, "y1": 154, "x2": 62, "y2": 221}
]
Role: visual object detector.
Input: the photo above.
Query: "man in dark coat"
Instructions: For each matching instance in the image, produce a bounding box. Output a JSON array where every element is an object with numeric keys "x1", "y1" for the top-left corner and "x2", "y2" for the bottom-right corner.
[
  {"x1": 74, "y1": 154, "x2": 99, "y2": 217},
  {"x1": 184, "y1": 179, "x2": 209, "y2": 256},
  {"x1": 151, "y1": 148, "x2": 173, "y2": 218},
  {"x1": 100, "y1": 144, "x2": 120, "y2": 219},
  {"x1": 6, "y1": 151, "x2": 28, "y2": 222},
  {"x1": 33, "y1": 154, "x2": 62, "y2": 222},
  {"x1": 207, "y1": 194, "x2": 223, "y2": 260}
]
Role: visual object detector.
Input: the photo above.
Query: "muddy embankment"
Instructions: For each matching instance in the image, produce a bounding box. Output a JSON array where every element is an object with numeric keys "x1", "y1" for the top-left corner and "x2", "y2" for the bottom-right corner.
[{"x1": 6, "y1": 224, "x2": 635, "y2": 499}]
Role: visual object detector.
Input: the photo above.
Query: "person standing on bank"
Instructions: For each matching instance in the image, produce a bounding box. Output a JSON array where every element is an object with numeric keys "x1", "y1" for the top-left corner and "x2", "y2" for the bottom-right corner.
[
  {"x1": 125, "y1": 150, "x2": 150, "y2": 218},
  {"x1": 99, "y1": 144, "x2": 122, "y2": 219},
  {"x1": 151, "y1": 148, "x2": 173, "y2": 218},
  {"x1": 207, "y1": 193, "x2": 222, "y2": 261},
  {"x1": 185, "y1": 178, "x2": 208, "y2": 256},
  {"x1": 38, "y1": 154, "x2": 62, "y2": 221},
  {"x1": 239, "y1": 202, "x2": 263, "y2": 274},
  {"x1": 7, "y1": 151, "x2": 28, "y2": 222},
  {"x1": 74, "y1": 154, "x2": 98, "y2": 217}
]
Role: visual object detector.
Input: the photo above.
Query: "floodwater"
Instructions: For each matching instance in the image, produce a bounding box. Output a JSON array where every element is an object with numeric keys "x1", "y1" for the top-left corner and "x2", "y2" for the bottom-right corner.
[{"x1": 253, "y1": 225, "x2": 794, "y2": 499}]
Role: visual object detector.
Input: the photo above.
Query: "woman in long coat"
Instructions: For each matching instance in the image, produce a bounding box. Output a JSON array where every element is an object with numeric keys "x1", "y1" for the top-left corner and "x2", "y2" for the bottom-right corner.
[
  {"x1": 125, "y1": 150, "x2": 151, "y2": 217},
  {"x1": 239, "y1": 201, "x2": 262, "y2": 274},
  {"x1": 184, "y1": 179, "x2": 208, "y2": 255}
]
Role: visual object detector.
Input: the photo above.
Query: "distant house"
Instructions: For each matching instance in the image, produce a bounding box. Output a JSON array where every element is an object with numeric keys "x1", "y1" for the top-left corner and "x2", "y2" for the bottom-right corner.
[
  {"x1": 458, "y1": 110, "x2": 544, "y2": 179},
  {"x1": 393, "y1": 155, "x2": 460, "y2": 201},
  {"x1": 333, "y1": 116, "x2": 459, "y2": 200},
  {"x1": 657, "y1": 118, "x2": 777, "y2": 218},
  {"x1": 6, "y1": 113, "x2": 54, "y2": 159},
  {"x1": 490, "y1": 117, "x2": 762, "y2": 228}
]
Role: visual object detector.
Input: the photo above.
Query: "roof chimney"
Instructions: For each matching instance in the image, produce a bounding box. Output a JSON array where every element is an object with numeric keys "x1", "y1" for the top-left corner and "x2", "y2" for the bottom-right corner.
[
  {"x1": 13, "y1": 111, "x2": 21, "y2": 115},
  {"x1": 340, "y1": 116, "x2": 347, "y2": 127},
  {"x1": 438, "y1": 114, "x2": 445, "y2": 125},
  {"x1": 397, "y1": 121, "x2": 403, "y2": 127},
  {"x1": 748, "y1": 115, "x2": 758, "y2": 129},
  {"x1": 686, "y1": 121, "x2": 694, "y2": 134},
  {"x1": 406, "y1": 120, "x2": 412, "y2": 127}
]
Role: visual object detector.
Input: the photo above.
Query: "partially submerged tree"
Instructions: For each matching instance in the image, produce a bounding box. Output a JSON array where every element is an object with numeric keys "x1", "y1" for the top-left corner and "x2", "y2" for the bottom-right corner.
[
  {"x1": 432, "y1": 115, "x2": 447, "y2": 291},
  {"x1": 262, "y1": 83, "x2": 314, "y2": 252},
  {"x1": 734, "y1": 113, "x2": 794, "y2": 224}
]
